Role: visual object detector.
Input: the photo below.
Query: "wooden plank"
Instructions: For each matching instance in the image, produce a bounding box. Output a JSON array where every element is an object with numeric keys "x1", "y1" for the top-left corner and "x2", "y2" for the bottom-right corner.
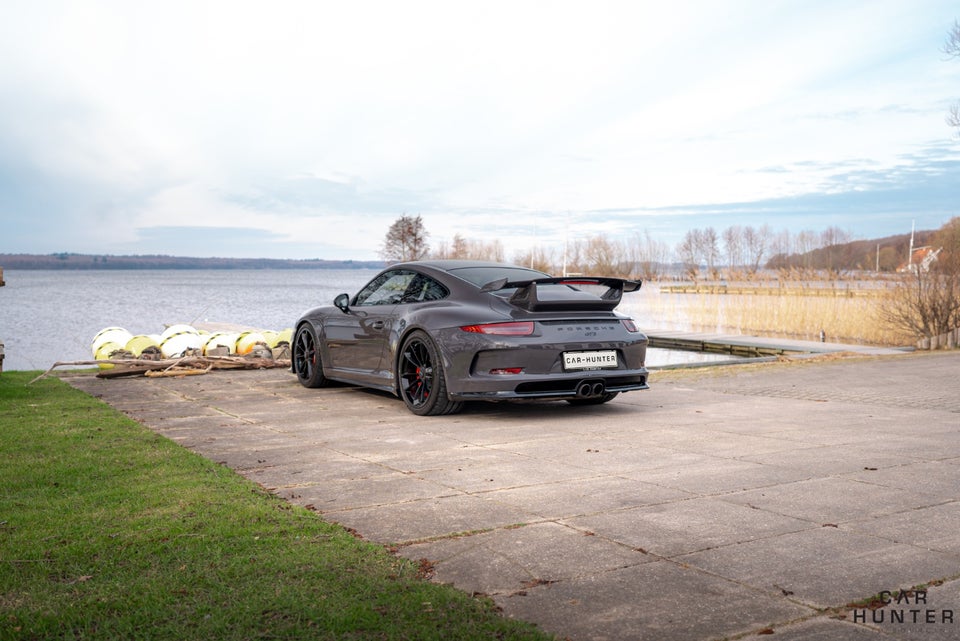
[
  {"x1": 647, "y1": 334, "x2": 794, "y2": 357},
  {"x1": 645, "y1": 330, "x2": 907, "y2": 357}
]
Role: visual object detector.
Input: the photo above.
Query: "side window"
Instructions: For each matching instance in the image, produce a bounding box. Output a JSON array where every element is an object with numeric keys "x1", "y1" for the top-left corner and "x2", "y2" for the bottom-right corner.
[
  {"x1": 400, "y1": 273, "x2": 449, "y2": 303},
  {"x1": 353, "y1": 271, "x2": 415, "y2": 306}
]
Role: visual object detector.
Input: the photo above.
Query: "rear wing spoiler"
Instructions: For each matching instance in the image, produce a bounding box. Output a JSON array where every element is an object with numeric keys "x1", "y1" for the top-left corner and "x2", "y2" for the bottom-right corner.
[{"x1": 480, "y1": 276, "x2": 642, "y2": 312}]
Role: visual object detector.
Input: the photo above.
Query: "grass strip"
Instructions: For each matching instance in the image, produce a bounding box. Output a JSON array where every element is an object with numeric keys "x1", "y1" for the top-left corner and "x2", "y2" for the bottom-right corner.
[{"x1": 0, "y1": 372, "x2": 554, "y2": 640}]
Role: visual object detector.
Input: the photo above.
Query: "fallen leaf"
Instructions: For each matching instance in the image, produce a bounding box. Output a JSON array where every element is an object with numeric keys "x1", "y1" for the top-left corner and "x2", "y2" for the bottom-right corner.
[{"x1": 416, "y1": 558, "x2": 435, "y2": 580}]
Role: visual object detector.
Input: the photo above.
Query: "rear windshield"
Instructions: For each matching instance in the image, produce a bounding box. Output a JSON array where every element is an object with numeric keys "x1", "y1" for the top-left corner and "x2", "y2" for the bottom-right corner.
[{"x1": 448, "y1": 265, "x2": 551, "y2": 288}]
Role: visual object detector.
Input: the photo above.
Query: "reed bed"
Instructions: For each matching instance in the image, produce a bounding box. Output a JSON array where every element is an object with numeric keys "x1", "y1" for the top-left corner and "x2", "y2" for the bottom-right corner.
[{"x1": 623, "y1": 284, "x2": 911, "y2": 347}]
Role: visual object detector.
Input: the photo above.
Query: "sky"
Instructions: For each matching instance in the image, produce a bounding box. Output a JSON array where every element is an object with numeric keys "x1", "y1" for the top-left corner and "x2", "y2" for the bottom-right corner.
[{"x1": 0, "y1": 0, "x2": 958, "y2": 262}]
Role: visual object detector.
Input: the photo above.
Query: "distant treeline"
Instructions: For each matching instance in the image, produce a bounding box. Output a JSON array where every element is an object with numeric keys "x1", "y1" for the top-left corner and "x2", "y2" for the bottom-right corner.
[
  {"x1": 0, "y1": 226, "x2": 941, "y2": 275},
  {"x1": 509, "y1": 227, "x2": 940, "y2": 280},
  {"x1": 766, "y1": 230, "x2": 936, "y2": 273},
  {"x1": 675, "y1": 226, "x2": 938, "y2": 278},
  {"x1": 0, "y1": 253, "x2": 386, "y2": 270}
]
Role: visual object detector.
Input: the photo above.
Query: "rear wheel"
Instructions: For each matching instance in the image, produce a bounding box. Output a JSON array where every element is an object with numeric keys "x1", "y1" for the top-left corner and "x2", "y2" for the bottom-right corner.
[
  {"x1": 398, "y1": 331, "x2": 464, "y2": 416},
  {"x1": 566, "y1": 392, "x2": 619, "y2": 406},
  {"x1": 293, "y1": 324, "x2": 328, "y2": 388}
]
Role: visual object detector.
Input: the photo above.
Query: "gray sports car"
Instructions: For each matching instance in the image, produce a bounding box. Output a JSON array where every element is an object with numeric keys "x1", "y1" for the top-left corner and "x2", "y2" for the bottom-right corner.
[{"x1": 292, "y1": 260, "x2": 649, "y2": 415}]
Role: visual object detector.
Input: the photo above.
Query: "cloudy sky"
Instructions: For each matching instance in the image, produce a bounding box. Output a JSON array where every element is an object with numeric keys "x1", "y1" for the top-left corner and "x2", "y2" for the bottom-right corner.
[{"x1": 1, "y1": 0, "x2": 958, "y2": 262}]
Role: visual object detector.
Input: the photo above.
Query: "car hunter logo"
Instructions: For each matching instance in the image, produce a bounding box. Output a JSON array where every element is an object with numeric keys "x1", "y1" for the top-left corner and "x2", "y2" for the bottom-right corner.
[{"x1": 851, "y1": 588, "x2": 954, "y2": 625}]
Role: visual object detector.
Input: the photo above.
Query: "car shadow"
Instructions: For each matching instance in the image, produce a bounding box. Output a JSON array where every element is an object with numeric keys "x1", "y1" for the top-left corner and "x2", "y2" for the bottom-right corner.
[{"x1": 287, "y1": 375, "x2": 643, "y2": 417}]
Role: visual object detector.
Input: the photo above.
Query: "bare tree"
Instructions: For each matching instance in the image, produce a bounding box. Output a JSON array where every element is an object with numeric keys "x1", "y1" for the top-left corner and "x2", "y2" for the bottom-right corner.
[
  {"x1": 877, "y1": 246, "x2": 901, "y2": 272},
  {"x1": 676, "y1": 229, "x2": 704, "y2": 280},
  {"x1": 584, "y1": 235, "x2": 625, "y2": 276},
  {"x1": 433, "y1": 233, "x2": 505, "y2": 262},
  {"x1": 380, "y1": 214, "x2": 429, "y2": 263},
  {"x1": 464, "y1": 237, "x2": 504, "y2": 262},
  {"x1": 744, "y1": 224, "x2": 772, "y2": 274},
  {"x1": 723, "y1": 226, "x2": 745, "y2": 273},
  {"x1": 562, "y1": 239, "x2": 585, "y2": 275},
  {"x1": 514, "y1": 245, "x2": 555, "y2": 273},
  {"x1": 485, "y1": 239, "x2": 506, "y2": 263},
  {"x1": 768, "y1": 229, "x2": 794, "y2": 270},
  {"x1": 432, "y1": 239, "x2": 450, "y2": 258},
  {"x1": 944, "y1": 20, "x2": 960, "y2": 130},
  {"x1": 935, "y1": 217, "x2": 960, "y2": 273},
  {"x1": 701, "y1": 227, "x2": 720, "y2": 278},
  {"x1": 878, "y1": 217, "x2": 960, "y2": 342},
  {"x1": 451, "y1": 233, "x2": 469, "y2": 258},
  {"x1": 818, "y1": 226, "x2": 851, "y2": 272},
  {"x1": 790, "y1": 229, "x2": 819, "y2": 272},
  {"x1": 677, "y1": 227, "x2": 720, "y2": 280},
  {"x1": 629, "y1": 230, "x2": 670, "y2": 280},
  {"x1": 819, "y1": 226, "x2": 850, "y2": 248},
  {"x1": 646, "y1": 230, "x2": 671, "y2": 280},
  {"x1": 879, "y1": 266, "x2": 960, "y2": 342}
]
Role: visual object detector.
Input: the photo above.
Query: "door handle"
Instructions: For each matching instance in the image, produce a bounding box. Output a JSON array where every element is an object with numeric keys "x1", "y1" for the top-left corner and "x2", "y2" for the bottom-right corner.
[{"x1": 371, "y1": 321, "x2": 385, "y2": 330}]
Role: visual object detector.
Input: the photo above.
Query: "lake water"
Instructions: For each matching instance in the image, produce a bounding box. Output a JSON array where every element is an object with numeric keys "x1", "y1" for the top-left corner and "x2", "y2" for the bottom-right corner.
[{"x1": 0, "y1": 269, "x2": 734, "y2": 372}]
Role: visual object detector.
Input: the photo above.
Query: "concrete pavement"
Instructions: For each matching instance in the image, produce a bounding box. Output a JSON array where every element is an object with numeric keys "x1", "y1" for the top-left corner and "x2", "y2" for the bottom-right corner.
[{"x1": 64, "y1": 351, "x2": 960, "y2": 640}]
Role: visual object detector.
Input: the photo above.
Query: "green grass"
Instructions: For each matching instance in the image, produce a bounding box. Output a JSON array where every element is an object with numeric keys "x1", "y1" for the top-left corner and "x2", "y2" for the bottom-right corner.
[{"x1": 0, "y1": 372, "x2": 554, "y2": 640}]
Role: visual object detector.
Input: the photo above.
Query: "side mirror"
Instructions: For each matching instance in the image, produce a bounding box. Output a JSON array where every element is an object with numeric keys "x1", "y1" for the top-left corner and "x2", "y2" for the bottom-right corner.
[{"x1": 334, "y1": 293, "x2": 351, "y2": 313}]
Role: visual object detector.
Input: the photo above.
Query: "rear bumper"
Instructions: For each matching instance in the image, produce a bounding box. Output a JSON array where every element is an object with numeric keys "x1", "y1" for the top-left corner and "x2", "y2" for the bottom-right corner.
[
  {"x1": 450, "y1": 370, "x2": 650, "y2": 401},
  {"x1": 427, "y1": 323, "x2": 650, "y2": 401}
]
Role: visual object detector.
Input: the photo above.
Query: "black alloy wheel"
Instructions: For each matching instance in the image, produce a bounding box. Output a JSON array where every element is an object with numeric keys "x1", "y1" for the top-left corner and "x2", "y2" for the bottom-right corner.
[
  {"x1": 397, "y1": 331, "x2": 463, "y2": 416},
  {"x1": 293, "y1": 324, "x2": 328, "y2": 388}
]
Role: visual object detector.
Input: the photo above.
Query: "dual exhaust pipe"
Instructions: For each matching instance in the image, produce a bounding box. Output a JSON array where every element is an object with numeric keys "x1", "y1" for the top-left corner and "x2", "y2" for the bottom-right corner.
[{"x1": 575, "y1": 380, "x2": 606, "y2": 398}]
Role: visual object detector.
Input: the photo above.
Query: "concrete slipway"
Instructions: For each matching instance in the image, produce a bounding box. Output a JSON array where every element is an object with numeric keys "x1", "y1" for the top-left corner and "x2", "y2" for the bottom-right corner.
[{"x1": 64, "y1": 350, "x2": 960, "y2": 641}]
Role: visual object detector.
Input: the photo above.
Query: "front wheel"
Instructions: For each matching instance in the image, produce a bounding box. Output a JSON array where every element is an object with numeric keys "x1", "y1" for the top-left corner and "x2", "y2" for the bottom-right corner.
[
  {"x1": 293, "y1": 324, "x2": 328, "y2": 388},
  {"x1": 397, "y1": 331, "x2": 463, "y2": 416}
]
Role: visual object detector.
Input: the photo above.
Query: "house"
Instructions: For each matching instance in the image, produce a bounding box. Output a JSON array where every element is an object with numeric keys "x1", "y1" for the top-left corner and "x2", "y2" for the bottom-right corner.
[{"x1": 897, "y1": 246, "x2": 942, "y2": 273}]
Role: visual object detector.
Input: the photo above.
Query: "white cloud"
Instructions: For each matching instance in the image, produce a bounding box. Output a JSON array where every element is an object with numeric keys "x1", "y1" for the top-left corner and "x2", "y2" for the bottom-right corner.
[{"x1": 1, "y1": 0, "x2": 958, "y2": 260}]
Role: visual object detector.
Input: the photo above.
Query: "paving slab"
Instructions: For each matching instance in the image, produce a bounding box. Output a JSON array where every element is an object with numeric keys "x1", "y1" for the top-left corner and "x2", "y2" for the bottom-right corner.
[
  {"x1": 720, "y1": 477, "x2": 946, "y2": 525},
  {"x1": 630, "y1": 456, "x2": 816, "y2": 494},
  {"x1": 481, "y1": 475, "x2": 693, "y2": 520},
  {"x1": 404, "y1": 521, "x2": 653, "y2": 595},
  {"x1": 845, "y1": 501, "x2": 960, "y2": 556},
  {"x1": 492, "y1": 560, "x2": 813, "y2": 641},
  {"x1": 842, "y1": 460, "x2": 960, "y2": 500},
  {"x1": 566, "y1": 496, "x2": 814, "y2": 558},
  {"x1": 863, "y1": 579, "x2": 960, "y2": 640},
  {"x1": 678, "y1": 525, "x2": 960, "y2": 609},
  {"x1": 765, "y1": 618, "x2": 912, "y2": 641},
  {"x1": 64, "y1": 350, "x2": 960, "y2": 640}
]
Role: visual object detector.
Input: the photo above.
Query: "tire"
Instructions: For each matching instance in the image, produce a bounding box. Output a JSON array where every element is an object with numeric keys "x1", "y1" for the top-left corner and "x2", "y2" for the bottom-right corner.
[
  {"x1": 566, "y1": 392, "x2": 619, "y2": 406},
  {"x1": 293, "y1": 324, "x2": 328, "y2": 388},
  {"x1": 397, "y1": 330, "x2": 464, "y2": 416}
]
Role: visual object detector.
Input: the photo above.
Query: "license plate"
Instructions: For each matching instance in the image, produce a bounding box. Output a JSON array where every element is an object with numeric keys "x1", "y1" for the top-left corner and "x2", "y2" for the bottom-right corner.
[{"x1": 562, "y1": 350, "x2": 618, "y2": 371}]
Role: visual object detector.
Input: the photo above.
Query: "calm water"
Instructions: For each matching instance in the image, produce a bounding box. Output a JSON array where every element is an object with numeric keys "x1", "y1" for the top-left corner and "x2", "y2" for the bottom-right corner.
[{"x1": 0, "y1": 269, "x2": 733, "y2": 371}]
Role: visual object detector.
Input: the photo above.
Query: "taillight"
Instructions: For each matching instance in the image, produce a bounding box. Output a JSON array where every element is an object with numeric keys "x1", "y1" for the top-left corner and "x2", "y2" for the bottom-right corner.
[
  {"x1": 460, "y1": 321, "x2": 535, "y2": 336},
  {"x1": 621, "y1": 319, "x2": 640, "y2": 333},
  {"x1": 490, "y1": 367, "x2": 524, "y2": 375}
]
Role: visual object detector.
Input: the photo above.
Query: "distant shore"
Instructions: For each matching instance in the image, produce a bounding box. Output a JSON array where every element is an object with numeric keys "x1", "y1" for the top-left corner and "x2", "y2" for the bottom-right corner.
[{"x1": 0, "y1": 253, "x2": 385, "y2": 270}]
